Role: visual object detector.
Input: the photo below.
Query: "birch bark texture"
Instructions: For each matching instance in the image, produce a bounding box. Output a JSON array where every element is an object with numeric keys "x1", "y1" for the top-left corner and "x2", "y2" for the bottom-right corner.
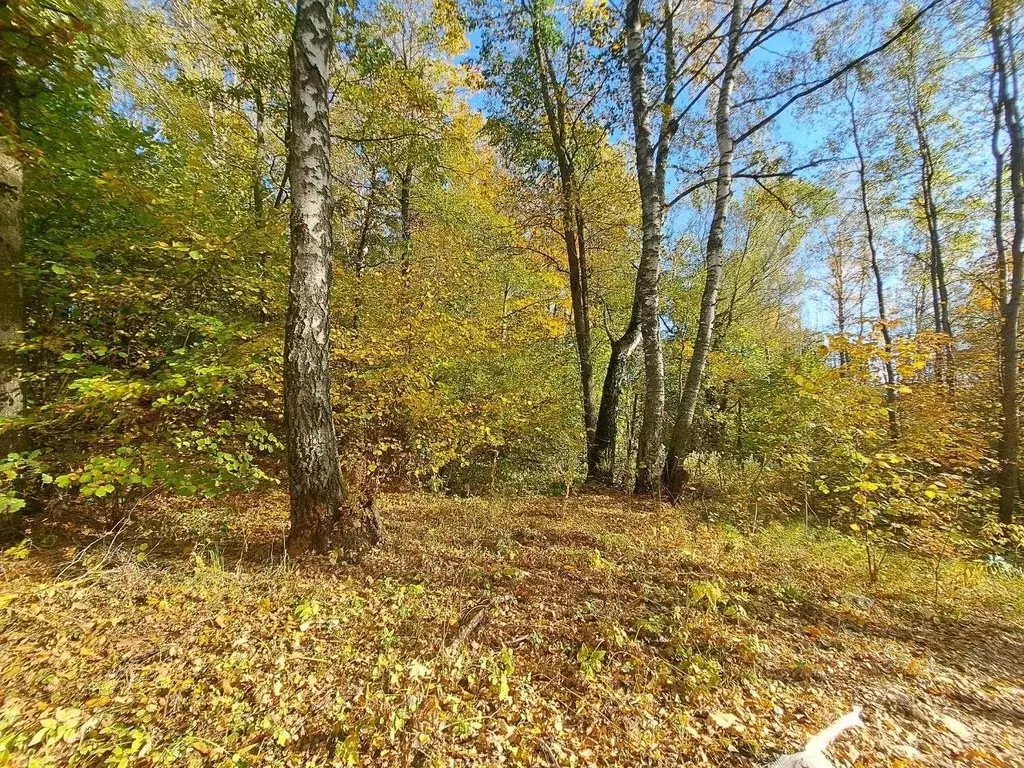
[
  {"x1": 664, "y1": 0, "x2": 743, "y2": 495},
  {"x1": 284, "y1": 0, "x2": 378, "y2": 554},
  {"x1": 624, "y1": 0, "x2": 666, "y2": 494}
]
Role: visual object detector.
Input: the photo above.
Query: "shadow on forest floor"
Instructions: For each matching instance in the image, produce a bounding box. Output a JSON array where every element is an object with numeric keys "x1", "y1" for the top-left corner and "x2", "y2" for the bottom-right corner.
[{"x1": 2, "y1": 491, "x2": 1022, "y2": 766}]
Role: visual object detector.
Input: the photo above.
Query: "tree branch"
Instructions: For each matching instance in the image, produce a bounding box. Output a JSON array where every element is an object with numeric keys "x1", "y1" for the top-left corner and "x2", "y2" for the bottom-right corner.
[{"x1": 735, "y1": 0, "x2": 944, "y2": 144}]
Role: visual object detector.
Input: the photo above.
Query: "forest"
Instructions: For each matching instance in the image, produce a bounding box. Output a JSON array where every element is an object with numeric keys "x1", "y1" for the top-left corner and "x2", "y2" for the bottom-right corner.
[{"x1": 1, "y1": 0, "x2": 1024, "y2": 765}]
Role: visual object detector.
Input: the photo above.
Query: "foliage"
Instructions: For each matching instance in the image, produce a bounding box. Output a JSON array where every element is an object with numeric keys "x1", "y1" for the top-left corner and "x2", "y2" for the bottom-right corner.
[
  {"x1": 3, "y1": 0, "x2": 589, "y2": 515},
  {"x1": 1, "y1": 0, "x2": 1023, "y2": 764},
  {"x1": 3, "y1": 0, "x2": 1018, "y2": 541}
]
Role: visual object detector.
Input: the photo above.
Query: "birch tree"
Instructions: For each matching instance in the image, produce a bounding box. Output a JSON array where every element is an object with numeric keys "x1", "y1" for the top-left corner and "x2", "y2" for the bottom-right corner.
[
  {"x1": 623, "y1": 0, "x2": 673, "y2": 493},
  {"x1": 663, "y1": 0, "x2": 742, "y2": 493},
  {"x1": 284, "y1": 0, "x2": 380, "y2": 554},
  {"x1": 655, "y1": 0, "x2": 941, "y2": 494}
]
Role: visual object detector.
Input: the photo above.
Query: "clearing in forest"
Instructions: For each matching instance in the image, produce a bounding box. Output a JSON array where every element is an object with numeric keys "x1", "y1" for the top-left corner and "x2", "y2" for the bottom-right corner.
[{"x1": 1, "y1": 493, "x2": 1022, "y2": 767}]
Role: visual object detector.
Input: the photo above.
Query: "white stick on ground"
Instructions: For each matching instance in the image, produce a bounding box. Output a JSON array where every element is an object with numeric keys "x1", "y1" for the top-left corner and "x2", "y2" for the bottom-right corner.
[{"x1": 765, "y1": 707, "x2": 864, "y2": 768}]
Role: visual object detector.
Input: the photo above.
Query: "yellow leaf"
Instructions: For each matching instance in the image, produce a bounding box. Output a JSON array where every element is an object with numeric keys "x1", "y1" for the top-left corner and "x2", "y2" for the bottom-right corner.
[{"x1": 710, "y1": 711, "x2": 739, "y2": 729}]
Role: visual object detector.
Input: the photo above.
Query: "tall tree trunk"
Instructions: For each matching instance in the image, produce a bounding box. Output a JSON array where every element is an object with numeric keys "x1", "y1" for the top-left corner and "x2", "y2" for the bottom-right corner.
[
  {"x1": 252, "y1": 81, "x2": 270, "y2": 324},
  {"x1": 284, "y1": 0, "x2": 377, "y2": 555},
  {"x1": 664, "y1": 0, "x2": 742, "y2": 495},
  {"x1": 913, "y1": 281, "x2": 926, "y2": 335},
  {"x1": 0, "y1": 61, "x2": 22, "y2": 426},
  {"x1": 826, "y1": 232, "x2": 852, "y2": 367},
  {"x1": 836, "y1": 271, "x2": 851, "y2": 367},
  {"x1": 625, "y1": 0, "x2": 666, "y2": 494},
  {"x1": 992, "y1": 10, "x2": 1023, "y2": 525},
  {"x1": 916, "y1": 122, "x2": 950, "y2": 336},
  {"x1": 529, "y1": 13, "x2": 597, "y2": 455},
  {"x1": 573, "y1": 202, "x2": 597, "y2": 448},
  {"x1": 993, "y1": 70, "x2": 1008, "y2": 316},
  {"x1": 911, "y1": 106, "x2": 953, "y2": 383},
  {"x1": 624, "y1": 390, "x2": 640, "y2": 486},
  {"x1": 848, "y1": 91, "x2": 899, "y2": 441},
  {"x1": 928, "y1": 238, "x2": 942, "y2": 334},
  {"x1": 351, "y1": 173, "x2": 379, "y2": 331},
  {"x1": 562, "y1": 198, "x2": 596, "y2": 446},
  {"x1": 0, "y1": 57, "x2": 24, "y2": 542},
  {"x1": 735, "y1": 397, "x2": 743, "y2": 453}
]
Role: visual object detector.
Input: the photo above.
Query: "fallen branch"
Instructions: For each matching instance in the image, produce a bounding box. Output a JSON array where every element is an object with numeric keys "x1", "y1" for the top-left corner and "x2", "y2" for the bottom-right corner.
[
  {"x1": 441, "y1": 602, "x2": 490, "y2": 660},
  {"x1": 765, "y1": 707, "x2": 864, "y2": 768}
]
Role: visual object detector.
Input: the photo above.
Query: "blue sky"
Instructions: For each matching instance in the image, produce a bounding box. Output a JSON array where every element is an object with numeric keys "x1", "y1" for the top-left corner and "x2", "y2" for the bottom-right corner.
[{"x1": 455, "y1": 1, "x2": 991, "y2": 338}]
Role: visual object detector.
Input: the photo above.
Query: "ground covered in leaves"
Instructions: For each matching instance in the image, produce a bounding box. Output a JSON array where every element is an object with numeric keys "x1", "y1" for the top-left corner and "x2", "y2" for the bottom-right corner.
[{"x1": 1, "y1": 492, "x2": 1022, "y2": 767}]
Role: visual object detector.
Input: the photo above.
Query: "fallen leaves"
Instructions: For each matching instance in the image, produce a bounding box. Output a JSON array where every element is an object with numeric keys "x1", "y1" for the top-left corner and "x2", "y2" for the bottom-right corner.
[
  {"x1": 939, "y1": 714, "x2": 974, "y2": 742},
  {"x1": 0, "y1": 491, "x2": 1020, "y2": 767},
  {"x1": 709, "y1": 711, "x2": 740, "y2": 730}
]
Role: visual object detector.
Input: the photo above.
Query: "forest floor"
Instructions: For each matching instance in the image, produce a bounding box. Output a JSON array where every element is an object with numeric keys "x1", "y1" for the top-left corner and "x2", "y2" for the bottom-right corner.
[{"x1": 1, "y1": 492, "x2": 1022, "y2": 767}]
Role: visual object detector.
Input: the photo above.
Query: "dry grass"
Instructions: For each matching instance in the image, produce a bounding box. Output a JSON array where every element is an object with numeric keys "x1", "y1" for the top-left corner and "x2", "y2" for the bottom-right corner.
[{"x1": 1, "y1": 491, "x2": 1022, "y2": 767}]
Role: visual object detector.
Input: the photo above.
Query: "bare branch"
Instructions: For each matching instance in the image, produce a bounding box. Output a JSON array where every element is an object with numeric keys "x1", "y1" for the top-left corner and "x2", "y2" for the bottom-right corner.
[{"x1": 735, "y1": 0, "x2": 945, "y2": 144}]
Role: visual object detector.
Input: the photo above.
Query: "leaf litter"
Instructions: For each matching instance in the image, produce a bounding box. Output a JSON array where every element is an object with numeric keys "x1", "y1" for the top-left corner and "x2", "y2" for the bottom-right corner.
[{"x1": 1, "y1": 491, "x2": 1021, "y2": 766}]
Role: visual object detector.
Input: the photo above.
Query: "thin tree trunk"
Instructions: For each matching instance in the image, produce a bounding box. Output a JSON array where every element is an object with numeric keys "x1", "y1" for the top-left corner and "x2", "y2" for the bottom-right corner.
[
  {"x1": 919, "y1": 146, "x2": 945, "y2": 338},
  {"x1": 735, "y1": 398, "x2": 743, "y2": 454},
  {"x1": 826, "y1": 232, "x2": 852, "y2": 367},
  {"x1": 992, "y1": 57, "x2": 1009, "y2": 442},
  {"x1": 928, "y1": 238, "x2": 942, "y2": 333},
  {"x1": 573, "y1": 202, "x2": 597, "y2": 448},
  {"x1": 992, "y1": 10, "x2": 1023, "y2": 525},
  {"x1": 917, "y1": 132, "x2": 950, "y2": 337},
  {"x1": 351, "y1": 173, "x2": 379, "y2": 331},
  {"x1": 665, "y1": 0, "x2": 742, "y2": 495},
  {"x1": 836, "y1": 275, "x2": 851, "y2": 367},
  {"x1": 284, "y1": 0, "x2": 378, "y2": 555},
  {"x1": 624, "y1": 390, "x2": 640, "y2": 486},
  {"x1": 563, "y1": 200, "x2": 596, "y2": 447},
  {"x1": 857, "y1": 260, "x2": 868, "y2": 340},
  {"x1": 625, "y1": 0, "x2": 667, "y2": 494},
  {"x1": 993, "y1": 65, "x2": 1008, "y2": 316},
  {"x1": 529, "y1": 12, "x2": 597, "y2": 454},
  {"x1": 911, "y1": 105, "x2": 953, "y2": 383},
  {"x1": 252, "y1": 81, "x2": 270, "y2": 324},
  {"x1": 848, "y1": 90, "x2": 899, "y2": 441},
  {"x1": 399, "y1": 159, "x2": 414, "y2": 278},
  {"x1": 914, "y1": 281, "x2": 926, "y2": 335}
]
